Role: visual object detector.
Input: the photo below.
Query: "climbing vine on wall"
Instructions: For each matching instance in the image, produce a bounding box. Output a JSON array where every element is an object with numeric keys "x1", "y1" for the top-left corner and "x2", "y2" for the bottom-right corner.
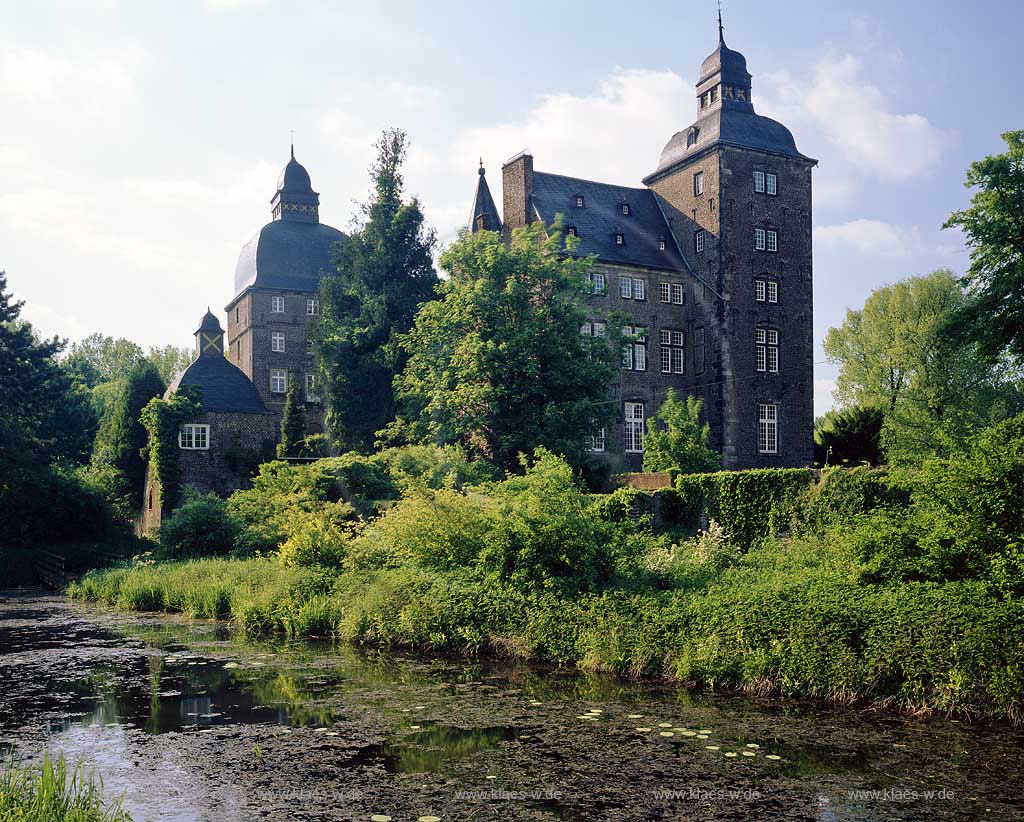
[{"x1": 140, "y1": 386, "x2": 202, "y2": 511}]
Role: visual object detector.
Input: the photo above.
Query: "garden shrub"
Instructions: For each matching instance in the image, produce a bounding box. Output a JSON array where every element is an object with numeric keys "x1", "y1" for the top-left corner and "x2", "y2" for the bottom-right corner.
[{"x1": 159, "y1": 491, "x2": 239, "y2": 559}]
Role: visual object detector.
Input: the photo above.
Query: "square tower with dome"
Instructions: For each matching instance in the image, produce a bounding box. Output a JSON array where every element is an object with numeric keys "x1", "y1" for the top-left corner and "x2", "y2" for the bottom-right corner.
[
  {"x1": 476, "y1": 20, "x2": 816, "y2": 470},
  {"x1": 225, "y1": 147, "x2": 345, "y2": 437}
]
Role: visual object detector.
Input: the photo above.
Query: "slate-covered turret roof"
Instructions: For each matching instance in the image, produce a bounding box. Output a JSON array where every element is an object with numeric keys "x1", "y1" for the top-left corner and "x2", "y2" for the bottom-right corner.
[
  {"x1": 167, "y1": 357, "x2": 272, "y2": 414},
  {"x1": 531, "y1": 172, "x2": 686, "y2": 271},
  {"x1": 469, "y1": 161, "x2": 502, "y2": 233},
  {"x1": 232, "y1": 148, "x2": 345, "y2": 297}
]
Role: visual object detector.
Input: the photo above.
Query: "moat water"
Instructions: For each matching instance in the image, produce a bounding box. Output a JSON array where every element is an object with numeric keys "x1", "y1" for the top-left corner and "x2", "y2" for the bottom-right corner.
[{"x1": 1, "y1": 592, "x2": 1022, "y2": 821}]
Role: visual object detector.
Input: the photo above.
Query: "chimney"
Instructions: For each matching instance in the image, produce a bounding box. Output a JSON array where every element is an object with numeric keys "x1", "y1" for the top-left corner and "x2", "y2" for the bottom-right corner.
[{"x1": 502, "y1": 151, "x2": 534, "y2": 231}]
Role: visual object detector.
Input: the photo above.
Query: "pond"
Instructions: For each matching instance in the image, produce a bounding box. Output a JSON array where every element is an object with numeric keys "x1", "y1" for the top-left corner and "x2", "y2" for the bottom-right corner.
[{"x1": 0, "y1": 592, "x2": 1021, "y2": 821}]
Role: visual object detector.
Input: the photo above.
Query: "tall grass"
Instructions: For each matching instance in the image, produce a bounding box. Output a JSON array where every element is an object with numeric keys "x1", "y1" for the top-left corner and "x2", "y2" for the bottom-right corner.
[
  {"x1": 68, "y1": 555, "x2": 1024, "y2": 721},
  {"x1": 0, "y1": 752, "x2": 129, "y2": 822}
]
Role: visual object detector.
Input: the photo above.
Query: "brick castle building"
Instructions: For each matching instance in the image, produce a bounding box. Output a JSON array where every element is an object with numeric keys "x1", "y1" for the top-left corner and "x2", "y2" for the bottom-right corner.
[{"x1": 471, "y1": 24, "x2": 816, "y2": 470}]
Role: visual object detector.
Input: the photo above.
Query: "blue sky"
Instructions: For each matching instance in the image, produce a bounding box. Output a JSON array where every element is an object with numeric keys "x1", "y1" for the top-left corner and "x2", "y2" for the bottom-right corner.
[{"x1": 2, "y1": 0, "x2": 1020, "y2": 414}]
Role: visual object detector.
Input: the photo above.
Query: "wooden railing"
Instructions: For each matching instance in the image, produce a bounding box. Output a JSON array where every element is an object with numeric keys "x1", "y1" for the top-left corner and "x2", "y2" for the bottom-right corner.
[{"x1": 35, "y1": 550, "x2": 67, "y2": 590}]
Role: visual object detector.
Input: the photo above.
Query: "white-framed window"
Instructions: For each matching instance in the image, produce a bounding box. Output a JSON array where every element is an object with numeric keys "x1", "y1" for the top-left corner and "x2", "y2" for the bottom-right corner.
[
  {"x1": 580, "y1": 321, "x2": 606, "y2": 337},
  {"x1": 622, "y1": 325, "x2": 647, "y2": 371},
  {"x1": 756, "y1": 279, "x2": 767, "y2": 302},
  {"x1": 758, "y1": 403, "x2": 778, "y2": 454},
  {"x1": 658, "y1": 239, "x2": 666, "y2": 251},
  {"x1": 306, "y1": 337, "x2": 314, "y2": 355},
  {"x1": 271, "y1": 295, "x2": 285, "y2": 313},
  {"x1": 754, "y1": 170, "x2": 765, "y2": 193},
  {"x1": 567, "y1": 225, "x2": 578, "y2": 237},
  {"x1": 587, "y1": 271, "x2": 606, "y2": 295},
  {"x1": 619, "y1": 276, "x2": 645, "y2": 300},
  {"x1": 766, "y1": 229, "x2": 778, "y2": 253},
  {"x1": 659, "y1": 282, "x2": 672, "y2": 303},
  {"x1": 695, "y1": 229, "x2": 705, "y2": 254},
  {"x1": 695, "y1": 326, "x2": 706, "y2": 374},
  {"x1": 766, "y1": 173, "x2": 778, "y2": 196},
  {"x1": 575, "y1": 195, "x2": 584, "y2": 208},
  {"x1": 587, "y1": 427, "x2": 606, "y2": 453},
  {"x1": 178, "y1": 423, "x2": 209, "y2": 450},
  {"x1": 694, "y1": 171, "x2": 704, "y2": 196},
  {"x1": 306, "y1": 298, "x2": 320, "y2": 316},
  {"x1": 755, "y1": 227, "x2": 766, "y2": 251},
  {"x1": 270, "y1": 368, "x2": 287, "y2": 394},
  {"x1": 615, "y1": 233, "x2": 624, "y2": 245},
  {"x1": 305, "y1": 373, "x2": 319, "y2": 403},
  {"x1": 271, "y1": 331, "x2": 285, "y2": 353},
  {"x1": 671, "y1": 283, "x2": 684, "y2": 304},
  {"x1": 659, "y1": 329, "x2": 685, "y2": 375},
  {"x1": 756, "y1": 327, "x2": 779, "y2": 373},
  {"x1": 624, "y1": 402, "x2": 645, "y2": 453},
  {"x1": 766, "y1": 281, "x2": 778, "y2": 303},
  {"x1": 621, "y1": 203, "x2": 630, "y2": 215}
]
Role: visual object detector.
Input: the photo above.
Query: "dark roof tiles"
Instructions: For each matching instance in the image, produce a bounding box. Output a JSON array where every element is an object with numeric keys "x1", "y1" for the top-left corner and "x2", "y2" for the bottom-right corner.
[
  {"x1": 167, "y1": 355, "x2": 272, "y2": 415},
  {"x1": 531, "y1": 172, "x2": 686, "y2": 271},
  {"x1": 233, "y1": 219, "x2": 344, "y2": 296}
]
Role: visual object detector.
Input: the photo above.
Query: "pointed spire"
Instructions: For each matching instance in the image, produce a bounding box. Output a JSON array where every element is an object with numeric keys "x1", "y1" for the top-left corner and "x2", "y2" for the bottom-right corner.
[
  {"x1": 718, "y1": 0, "x2": 725, "y2": 45},
  {"x1": 469, "y1": 158, "x2": 501, "y2": 233},
  {"x1": 290, "y1": 129, "x2": 295, "y2": 159}
]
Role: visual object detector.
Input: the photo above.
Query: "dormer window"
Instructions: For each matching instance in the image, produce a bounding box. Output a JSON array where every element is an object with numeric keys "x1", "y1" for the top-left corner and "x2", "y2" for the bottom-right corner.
[
  {"x1": 686, "y1": 127, "x2": 699, "y2": 148},
  {"x1": 615, "y1": 233, "x2": 624, "y2": 245},
  {"x1": 658, "y1": 237, "x2": 666, "y2": 251},
  {"x1": 621, "y1": 203, "x2": 630, "y2": 215},
  {"x1": 575, "y1": 195, "x2": 585, "y2": 208},
  {"x1": 566, "y1": 225, "x2": 577, "y2": 237}
]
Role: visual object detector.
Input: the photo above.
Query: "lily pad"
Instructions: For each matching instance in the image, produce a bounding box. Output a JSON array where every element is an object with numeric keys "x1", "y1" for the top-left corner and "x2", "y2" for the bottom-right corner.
[
  {"x1": 659, "y1": 731, "x2": 675, "y2": 737},
  {"x1": 371, "y1": 816, "x2": 392, "y2": 822},
  {"x1": 724, "y1": 751, "x2": 738, "y2": 758},
  {"x1": 635, "y1": 727, "x2": 652, "y2": 732}
]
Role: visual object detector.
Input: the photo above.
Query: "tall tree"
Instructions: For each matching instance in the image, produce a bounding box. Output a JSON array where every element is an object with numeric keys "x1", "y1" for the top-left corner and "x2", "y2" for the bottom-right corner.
[
  {"x1": 943, "y1": 131, "x2": 1024, "y2": 362},
  {"x1": 146, "y1": 344, "x2": 193, "y2": 384},
  {"x1": 65, "y1": 333, "x2": 145, "y2": 388},
  {"x1": 277, "y1": 377, "x2": 307, "y2": 458},
  {"x1": 389, "y1": 222, "x2": 620, "y2": 473},
  {"x1": 823, "y1": 269, "x2": 1020, "y2": 464},
  {"x1": 642, "y1": 391, "x2": 720, "y2": 474},
  {"x1": 91, "y1": 359, "x2": 166, "y2": 507},
  {"x1": 315, "y1": 129, "x2": 438, "y2": 451}
]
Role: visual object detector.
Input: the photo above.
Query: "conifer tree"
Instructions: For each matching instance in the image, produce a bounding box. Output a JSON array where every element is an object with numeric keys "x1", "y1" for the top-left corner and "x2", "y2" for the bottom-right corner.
[
  {"x1": 315, "y1": 129, "x2": 438, "y2": 451},
  {"x1": 277, "y1": 377, "x2": 307, "y2": 458}
]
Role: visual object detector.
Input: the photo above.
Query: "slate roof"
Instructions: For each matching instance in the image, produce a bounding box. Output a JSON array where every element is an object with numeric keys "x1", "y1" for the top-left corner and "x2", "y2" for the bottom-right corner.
[
  {"x1": 469, "y1": 164, "x2": 502, "y2": 233},
  {"x1": 531, "y1": 171, "x2": 686, "y2": 272},
  {"x1": 233, "y1": 219, "x2": 345, "y2": 296},
  {"x1": 167, "y1": 356, "x2": 272, "y2": 415},
  {"x1": 647, "y1": 107, "x2": 812, "y2": 182},
  {"x1": 196, "y1": 309, "x2": 222, "y2": 334}
]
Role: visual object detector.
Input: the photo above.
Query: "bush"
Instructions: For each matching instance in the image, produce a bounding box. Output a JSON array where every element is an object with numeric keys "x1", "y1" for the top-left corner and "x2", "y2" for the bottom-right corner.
[
  {"x1": 370, "y1": 444, "x2": 494, "y2": 492},
  {"x1": 159, "y1": 491, "x2": 239, "y2": 559},
  {"x1": 277, "y1": 511, "x2": 350, "y2": 568}
]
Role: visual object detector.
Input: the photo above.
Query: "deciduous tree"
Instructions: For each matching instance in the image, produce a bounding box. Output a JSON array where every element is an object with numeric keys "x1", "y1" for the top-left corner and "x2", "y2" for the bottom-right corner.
[
  {"x1": 389, "y1": 222, "x2": 619, "y2": 473},
  {"x1": 642, "y1": 390, "x2": 720, "y2": 474},
  {"x1": 943, "y1": 131, "x2": 1024, "y2": 361}
]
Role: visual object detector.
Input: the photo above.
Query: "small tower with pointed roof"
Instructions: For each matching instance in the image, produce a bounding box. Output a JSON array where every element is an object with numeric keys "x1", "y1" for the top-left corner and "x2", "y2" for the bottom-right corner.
[{"x1": 469, "y1": 160, "x2": 502, "y2": 234}]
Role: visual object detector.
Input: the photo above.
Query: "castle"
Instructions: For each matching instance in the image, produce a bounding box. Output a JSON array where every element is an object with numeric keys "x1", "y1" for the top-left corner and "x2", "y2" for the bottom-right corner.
[
  {"x1": 143, "y1": 21, "x2": 814, "y2": 527},
  {"x1": 472, "y1": 23, "x2": 816, "y2": 471}
]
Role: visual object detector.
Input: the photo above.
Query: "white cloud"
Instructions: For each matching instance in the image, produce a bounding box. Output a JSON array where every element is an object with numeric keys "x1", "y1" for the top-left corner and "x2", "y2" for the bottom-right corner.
[
  {"x1": 0, "y1": 47, "x2": 136, "y2": 115},
  {"x1": 203, "y1": 0, "x2": 269, "y2": 11},
  {"x1": 815, "y1": 219, "x2": 920, "y2": 256},
  {"x1": 451, "y1": 69, "x2": 689, "y2": 186},
  {"x1": 759, "y1": 55, "x2": 952, "y2": 183}
]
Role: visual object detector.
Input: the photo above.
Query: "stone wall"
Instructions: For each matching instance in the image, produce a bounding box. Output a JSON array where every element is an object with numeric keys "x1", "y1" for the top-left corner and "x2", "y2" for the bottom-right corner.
[
  {"x1": 141, "y1": 410, "x2": 278, "y2": 533},
  {"x1": 226, "y1": 286, "x2": 325, "y2": 435}
]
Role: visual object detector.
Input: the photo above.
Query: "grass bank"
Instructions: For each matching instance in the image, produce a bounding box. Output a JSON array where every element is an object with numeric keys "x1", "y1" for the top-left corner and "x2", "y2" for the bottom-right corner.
[
  {"x1": 0, "y1": 752, "x2": 129, "y2": 822},
  {"x1": 69, "y1": 553, "x2": 1024, "y2": 722}
]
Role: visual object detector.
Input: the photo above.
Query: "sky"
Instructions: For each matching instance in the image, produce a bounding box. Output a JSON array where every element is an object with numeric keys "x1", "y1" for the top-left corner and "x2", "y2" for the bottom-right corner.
[{"x1": 2, "y1": 0, "x2": 1021, "y2": 415}]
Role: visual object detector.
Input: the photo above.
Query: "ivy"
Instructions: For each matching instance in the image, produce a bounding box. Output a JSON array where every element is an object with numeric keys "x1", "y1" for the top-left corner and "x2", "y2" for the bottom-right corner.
[
  {"x1": 140, "y1": 385, "x2": 202, "y2": 511},
  {"x1": 668, "y1": 468, "x2": 816, "y2": 547}
]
